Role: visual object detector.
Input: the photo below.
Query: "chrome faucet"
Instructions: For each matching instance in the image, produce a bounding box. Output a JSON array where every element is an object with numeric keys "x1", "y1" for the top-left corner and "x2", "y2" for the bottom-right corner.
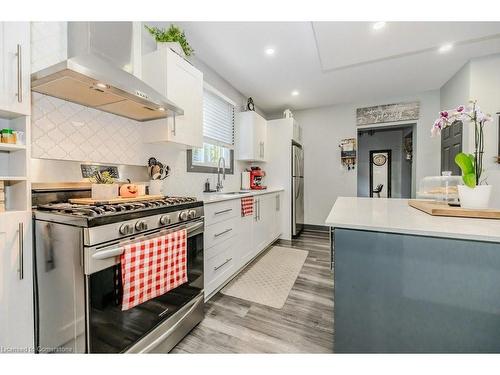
[{"x1": 216, "y1": 157, "x2": 226, "y2": 192}]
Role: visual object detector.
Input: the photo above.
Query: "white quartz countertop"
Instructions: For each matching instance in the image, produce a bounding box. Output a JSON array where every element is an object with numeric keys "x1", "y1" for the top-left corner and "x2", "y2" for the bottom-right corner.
[
  {"x1": 198, "y1": 187, "x2": 284, "y2": 204},
  {"x1": 325, "y1": 197, "x2": 500, "y2": 243}
]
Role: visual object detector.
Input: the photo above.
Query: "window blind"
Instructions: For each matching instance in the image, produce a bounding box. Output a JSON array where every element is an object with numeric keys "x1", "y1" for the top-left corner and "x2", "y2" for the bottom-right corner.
[{"x1": 203, "y1": 89, "x2": 235, "y2": 147}]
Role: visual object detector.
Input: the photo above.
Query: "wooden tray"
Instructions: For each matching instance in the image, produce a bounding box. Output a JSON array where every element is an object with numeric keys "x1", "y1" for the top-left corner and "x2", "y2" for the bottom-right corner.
[
  {"x1": 408, "y1": 199, "x2": 500, "y2": 220},
  {"x1": 69, "y1": 195, "x2": 164, "y2": 205}
]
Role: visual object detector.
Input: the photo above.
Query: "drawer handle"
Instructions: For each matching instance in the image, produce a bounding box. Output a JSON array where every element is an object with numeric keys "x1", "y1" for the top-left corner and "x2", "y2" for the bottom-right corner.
[
  {"x1": 214, "y1": 228, "x2": 232, "y2": 238},
  {"x1": 214, "y1": 258, "x2": 232, "y2": 271},
  {"x1": 214, "y1": 208, "x2": 232, "y2": 216}
]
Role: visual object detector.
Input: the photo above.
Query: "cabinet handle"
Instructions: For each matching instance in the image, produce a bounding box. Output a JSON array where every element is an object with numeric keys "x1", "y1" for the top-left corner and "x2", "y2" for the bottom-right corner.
[
  {"x1": 262, "y1": 142, "x2": 265, "y2": 159},
  {"x1": 214, "y1": 208, "x2": 232, "y2": 216},
  {"x1": 254, "y1": 199, "x2": 258, "y2": 221},
  {"x1": 16, "y1": 44, "x2": 22, "y2": 103},
  {"x1": 276, "y1": 194, "x2": 280, "y2": 211},
  {"x1": 214, "y1": 258, "x2": 232, "y2": 271},
  {"x1": 214, "y1": 228, "x2": 233, "y2": 238},
  {"x1": 18, "y1": 222, "x2": 24, "y2": 280},
  {"x1": 172, "y1": 114, "x2": 177, "y2": 136},
  {"x1": 257, "y1": 199, "x2": 261, "y2": 221}
]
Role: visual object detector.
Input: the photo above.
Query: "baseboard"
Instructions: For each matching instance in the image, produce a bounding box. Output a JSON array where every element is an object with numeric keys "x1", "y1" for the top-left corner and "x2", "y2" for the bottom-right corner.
[{"x1": 303, "y1": 224, "x2": 330, "y2": 232}]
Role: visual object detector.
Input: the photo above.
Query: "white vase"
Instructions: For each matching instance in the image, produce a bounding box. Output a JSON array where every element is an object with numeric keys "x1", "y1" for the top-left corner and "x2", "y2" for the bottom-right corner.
[
  {"x1": 149, "y1": 180, "x2": 163, "y2": 195},
  {"x1": 157, "y1": 41, "x2": 186, "y2": 58},
  {"x1": 91, "y1": 184, "x2": 118, "y2": 201},
  {"x1": 457, "y1": 185, "x2": 492, "y2": 209}
]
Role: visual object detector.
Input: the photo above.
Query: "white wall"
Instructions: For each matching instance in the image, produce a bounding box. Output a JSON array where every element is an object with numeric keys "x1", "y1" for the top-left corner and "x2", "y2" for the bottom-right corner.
[
  {"x1": 469, "y1": 54, "x2": 500, "y2": 207},
  {"x1": 439, "y1": 53, "x2": 500, "y2": 208},
  {"x1": 294, "y1": 90, "x2": 441, "y2": 225}
]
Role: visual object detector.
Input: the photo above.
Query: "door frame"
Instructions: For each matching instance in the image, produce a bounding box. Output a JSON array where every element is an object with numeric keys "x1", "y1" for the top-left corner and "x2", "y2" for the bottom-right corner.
[{"x1": 369, "y1": 149, "x2": 392, "y2": 198}]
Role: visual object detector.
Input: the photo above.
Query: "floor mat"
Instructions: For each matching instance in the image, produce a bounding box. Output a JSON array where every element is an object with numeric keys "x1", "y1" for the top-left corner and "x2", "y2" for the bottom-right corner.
[{"x1": 221, "y1": 246, "x2": 308, "y2": 309}]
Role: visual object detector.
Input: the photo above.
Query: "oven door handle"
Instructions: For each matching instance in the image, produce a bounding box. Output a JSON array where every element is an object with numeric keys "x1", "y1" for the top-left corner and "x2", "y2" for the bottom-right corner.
[{"x1": 92, "y1": 220, "x2": 204, "y2": 260}]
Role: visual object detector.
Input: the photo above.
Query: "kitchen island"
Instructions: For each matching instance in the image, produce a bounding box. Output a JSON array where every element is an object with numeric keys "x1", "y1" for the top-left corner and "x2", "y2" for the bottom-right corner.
[{"x1": 326, "y1": 197, "x2": 500, "y2": 353}]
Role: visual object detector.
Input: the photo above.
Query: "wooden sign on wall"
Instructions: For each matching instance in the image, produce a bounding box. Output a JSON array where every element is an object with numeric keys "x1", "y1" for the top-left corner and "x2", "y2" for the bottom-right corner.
[{"x1": 356, "y1": 102, "x2": 420, "y2": 126}]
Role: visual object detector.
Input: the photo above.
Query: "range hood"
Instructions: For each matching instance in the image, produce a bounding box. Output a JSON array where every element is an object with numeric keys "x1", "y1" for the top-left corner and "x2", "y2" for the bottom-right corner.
[{"x1": 31, "y1": 22, "x2": 183, "y2": 122}]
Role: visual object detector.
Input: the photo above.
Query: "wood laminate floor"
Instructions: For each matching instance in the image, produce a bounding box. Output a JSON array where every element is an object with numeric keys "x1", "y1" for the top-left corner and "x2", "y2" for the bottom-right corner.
[{"x1": 171, "y1": 230, "x2": 334, "y2": 353}]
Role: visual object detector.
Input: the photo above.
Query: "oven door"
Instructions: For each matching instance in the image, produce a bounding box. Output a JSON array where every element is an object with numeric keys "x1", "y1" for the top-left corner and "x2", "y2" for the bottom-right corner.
[{"x1": 85, "y1": 219, "x2": 204, "y2": 353}]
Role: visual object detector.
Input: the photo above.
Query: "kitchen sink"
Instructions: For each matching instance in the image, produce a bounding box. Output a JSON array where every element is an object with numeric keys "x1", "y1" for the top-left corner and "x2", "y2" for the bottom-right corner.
[{"x1": 217, "y1": 191, "x2": 250, "y2": 195}]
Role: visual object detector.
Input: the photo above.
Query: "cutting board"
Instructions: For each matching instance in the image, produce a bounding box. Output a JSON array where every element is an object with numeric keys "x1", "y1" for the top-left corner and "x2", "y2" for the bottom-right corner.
[
  {"x1": 408, "y1": 199, "x2": 500, "y2": 220},
  {"x1": 69, "y1": 195, "x2": 164, "y2": 205}
]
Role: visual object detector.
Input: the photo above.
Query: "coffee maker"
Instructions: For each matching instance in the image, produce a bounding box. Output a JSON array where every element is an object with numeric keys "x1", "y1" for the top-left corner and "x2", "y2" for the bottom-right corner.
[{"x1": 249, "y1": 167, "x2": 266, "y2": 190}]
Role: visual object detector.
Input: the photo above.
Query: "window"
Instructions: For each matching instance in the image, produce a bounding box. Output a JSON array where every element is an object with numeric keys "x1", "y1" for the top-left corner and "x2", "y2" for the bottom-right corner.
[{"x1": 187, "y1": 87, "x2": 235, "y2": 174}]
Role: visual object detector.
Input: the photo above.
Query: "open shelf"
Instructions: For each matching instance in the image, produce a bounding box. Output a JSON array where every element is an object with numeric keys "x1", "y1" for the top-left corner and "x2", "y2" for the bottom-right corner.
[
  {"x1": 0, "y1": 143, "x2": 26, "y2": 152},
  {"x1": 0, "y1": 176, "x2": 27, "y2": 181}
]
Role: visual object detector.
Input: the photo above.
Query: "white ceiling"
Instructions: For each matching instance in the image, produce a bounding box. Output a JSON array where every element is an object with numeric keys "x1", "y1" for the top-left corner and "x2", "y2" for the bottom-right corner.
[{"x1": 155, "y1": 22, "x2": 500, "y2": 115}]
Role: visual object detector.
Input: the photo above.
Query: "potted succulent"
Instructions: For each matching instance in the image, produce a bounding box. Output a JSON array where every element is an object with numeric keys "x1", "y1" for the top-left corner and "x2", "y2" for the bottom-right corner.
[
  {"x1": 431, "y1": 100, "x2": 492, "y2": 209},
  {"x1": 144, "y1": 24, "x2": 194, "y2": 58},
  {"x1": 90, "y1": 171, "x2": 118, "y2": 200}
]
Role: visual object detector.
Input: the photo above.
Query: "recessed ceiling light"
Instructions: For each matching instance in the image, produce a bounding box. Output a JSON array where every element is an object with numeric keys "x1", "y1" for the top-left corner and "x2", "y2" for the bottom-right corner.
[
  {"x1": 158, "y1": 107, "x2": 165, "y2": 112},
  {"x1": 291, "y1": 90, "x2": 299, "y2": 96},
  {"x1": 265, "y1": 47, "x2": 275, "y2": 56},
  {"x1": 438, "y1": 43, "x2": 453, "y2": 53},
  {"x1": 372, "y1": 22, "x2": 386, "y2": 30},
  {"x1": 95, "y1": 82, "x2": 107, "y2": 89}
]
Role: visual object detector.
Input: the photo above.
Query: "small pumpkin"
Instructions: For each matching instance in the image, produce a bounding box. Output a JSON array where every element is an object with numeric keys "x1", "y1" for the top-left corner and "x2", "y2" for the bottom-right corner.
[{"x1": 120, "y1": 184, "x2": 139, "y2": 198}]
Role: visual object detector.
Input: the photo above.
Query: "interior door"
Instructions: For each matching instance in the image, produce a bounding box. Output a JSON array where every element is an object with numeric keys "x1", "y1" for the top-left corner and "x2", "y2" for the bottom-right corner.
[
  {"x1": 370, "y1": 150, "x2": 392, "y2": 198},
  {"x1": 441, "y1": 120, "x2": 463, "y2": 175}
]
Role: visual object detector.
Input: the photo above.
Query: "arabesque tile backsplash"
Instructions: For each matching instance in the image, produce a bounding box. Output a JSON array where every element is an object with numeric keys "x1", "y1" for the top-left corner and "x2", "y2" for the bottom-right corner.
[{"x1": 32, "y1": 92, "x2": 147, "y2": 166}]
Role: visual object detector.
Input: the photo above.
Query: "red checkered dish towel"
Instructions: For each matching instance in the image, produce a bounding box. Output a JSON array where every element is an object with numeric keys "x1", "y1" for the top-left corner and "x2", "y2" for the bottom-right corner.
[
  {"x1": 241, "y1": 196, "x2": 254, "y2": 217},
  {"x1": 121, "y1": 229, "x2": 188, "y2": 311}
]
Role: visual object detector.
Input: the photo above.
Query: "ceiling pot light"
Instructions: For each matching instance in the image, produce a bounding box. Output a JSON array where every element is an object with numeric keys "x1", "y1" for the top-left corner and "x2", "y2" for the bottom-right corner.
[
  {"x1": 265, "y1": 47, "x2": 275, "y2": 56},
  {"x1": 372, "y1": 22, "x2": 386, "y2": 30},
  {"x1": 438, "y1": 43, "x2": 453, "y2": 53},
  {"x1": 291, "y1": 90, "x2": 299, "y2": 96}
]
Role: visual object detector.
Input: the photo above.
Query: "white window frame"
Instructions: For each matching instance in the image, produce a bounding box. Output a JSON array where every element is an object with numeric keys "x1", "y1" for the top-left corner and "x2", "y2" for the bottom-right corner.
[{"x1": 187, "y1": 83, "x2": 237, "y2": 174}]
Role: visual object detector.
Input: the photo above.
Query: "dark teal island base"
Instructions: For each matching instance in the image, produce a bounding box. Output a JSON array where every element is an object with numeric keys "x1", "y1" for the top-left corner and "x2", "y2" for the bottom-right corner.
[{"x1": 333, "y1": 228, "x2": 500, "y2": 353}]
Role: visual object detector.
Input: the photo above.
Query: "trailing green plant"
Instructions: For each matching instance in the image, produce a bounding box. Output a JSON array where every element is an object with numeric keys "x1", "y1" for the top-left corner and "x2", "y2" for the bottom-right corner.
[
  {"x1": 90, "y1": 171, "x2": 115, "y2": 184},
  {"x1": 144, "y1": 24, "x2": 194, "y2": 57}
]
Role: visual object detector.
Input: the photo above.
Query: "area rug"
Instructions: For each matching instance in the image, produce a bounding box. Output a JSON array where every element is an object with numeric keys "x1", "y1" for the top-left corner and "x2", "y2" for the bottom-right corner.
[{"x1": 221, "y1": 246, "x2": 308, "y2": 309}]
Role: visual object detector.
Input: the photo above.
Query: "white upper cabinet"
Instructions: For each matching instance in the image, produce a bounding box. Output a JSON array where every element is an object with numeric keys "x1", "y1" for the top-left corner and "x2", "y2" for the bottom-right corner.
[
  {"x1": 0, "y1": 22, "x2": 30, "y2": 117},
  {"x1": 235, "y1": 111, "x2": 267, "y2": 162},
  {"x1": 142, "y1": 47, "x2": 203, "y2": 148}
]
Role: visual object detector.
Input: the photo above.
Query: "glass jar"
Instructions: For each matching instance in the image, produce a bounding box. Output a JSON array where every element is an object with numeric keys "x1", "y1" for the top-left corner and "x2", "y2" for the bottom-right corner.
[
  {"x1": 417, "y1": 171, "x2": 462, "y2": 203},
  {"x1": 1, "y1": 128, "x2": 15, "y2": 144}
]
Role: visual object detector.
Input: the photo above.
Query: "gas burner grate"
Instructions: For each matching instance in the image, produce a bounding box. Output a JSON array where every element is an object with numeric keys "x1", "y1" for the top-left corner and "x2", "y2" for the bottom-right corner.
[{"x1": 37, "y1": 196, "x2": 200, "y2": 218}]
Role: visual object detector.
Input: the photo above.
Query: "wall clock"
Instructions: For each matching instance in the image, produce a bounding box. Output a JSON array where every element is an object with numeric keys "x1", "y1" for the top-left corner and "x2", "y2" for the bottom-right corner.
[{"x1": 373, "y1": 154, "x2": 387, "y2": 166}]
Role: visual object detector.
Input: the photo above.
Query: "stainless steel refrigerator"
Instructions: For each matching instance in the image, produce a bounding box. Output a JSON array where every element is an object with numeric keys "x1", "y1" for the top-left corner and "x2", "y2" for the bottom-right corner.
[{"x1": 292, "y1": 143, "x2": 304, "y2": 237}]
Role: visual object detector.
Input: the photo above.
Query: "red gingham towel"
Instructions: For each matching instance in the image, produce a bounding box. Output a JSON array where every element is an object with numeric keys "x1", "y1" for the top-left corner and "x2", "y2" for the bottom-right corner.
[
  {"x1": 241, "y1": 197, "x2": 254, "y2": 217},
  {"x1": 120, "y1": 229, "x2": 187, "y2": 311}
]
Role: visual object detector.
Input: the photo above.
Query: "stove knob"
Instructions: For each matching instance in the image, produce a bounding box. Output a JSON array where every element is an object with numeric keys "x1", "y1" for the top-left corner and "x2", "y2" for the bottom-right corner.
[
  {"x1": 188, "y1": 209, "x2": 197, "y2": 219},
  {"x1": 179, "y1": 211, "x2": 189, "y2": 221},
  {"x1": 135, "y1": 220, "x2": 148, "y2": 231},
  {"x1": 159, "y1": 215, "x2": 171, "y2": 225},
  {"x1": 119, "y1": 223, "x2": 134, "y2": 235}
]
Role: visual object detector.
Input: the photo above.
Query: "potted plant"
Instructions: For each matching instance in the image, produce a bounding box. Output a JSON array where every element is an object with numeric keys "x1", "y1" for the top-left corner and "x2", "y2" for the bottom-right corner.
[
  {"x1": 144, "y1": 24, "x2": 194, "y2": 58},
  {"x1": 90, "y1": 171, "x2": 118, "y2": 200},
  {"x1": 431, "y1": 100, "x2": 492, "y2": 209}
]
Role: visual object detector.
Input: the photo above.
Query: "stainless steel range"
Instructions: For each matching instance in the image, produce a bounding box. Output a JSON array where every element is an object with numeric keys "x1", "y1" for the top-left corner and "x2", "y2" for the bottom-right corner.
[{"x1": 33, "y1": 183, "x2": 205, "y2": 353}]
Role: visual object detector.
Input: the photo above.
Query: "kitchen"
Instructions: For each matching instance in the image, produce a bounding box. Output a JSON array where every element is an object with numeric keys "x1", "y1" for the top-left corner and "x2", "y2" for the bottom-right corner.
[{"x1": 2, "y1": 2, "x2": 500, "y2": 372}]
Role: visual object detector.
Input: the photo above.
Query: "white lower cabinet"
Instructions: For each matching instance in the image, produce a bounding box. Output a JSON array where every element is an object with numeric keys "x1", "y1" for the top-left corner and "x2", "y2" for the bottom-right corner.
[
  {"x1": 0, "y1": 211, "x2": 34, "y2": 351},
  {"x1": 204, "y1": 191, "x2": 283, "y2": 300}
]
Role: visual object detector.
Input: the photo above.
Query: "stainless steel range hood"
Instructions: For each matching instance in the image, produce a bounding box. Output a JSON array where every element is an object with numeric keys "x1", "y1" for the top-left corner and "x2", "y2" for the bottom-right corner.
[{"x1": 31, "y1": 22, "x2": 183, "y2": 122}]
